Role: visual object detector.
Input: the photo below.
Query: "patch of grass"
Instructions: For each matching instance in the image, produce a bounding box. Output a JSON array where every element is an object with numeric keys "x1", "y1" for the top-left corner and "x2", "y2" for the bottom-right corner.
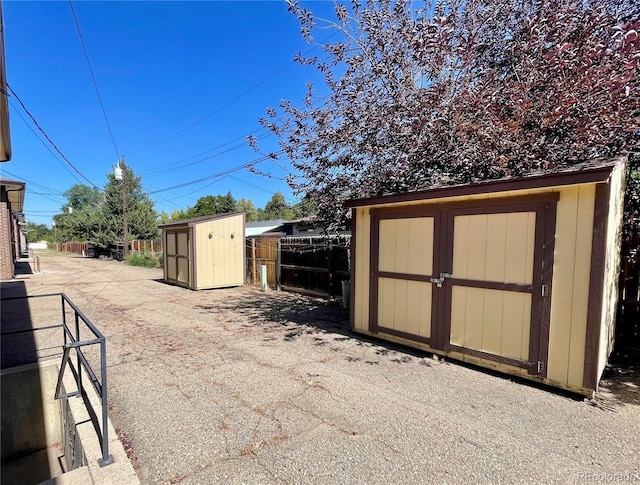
[{"x1": 125, "y1": 251, "x2": 163, "y2": 268}]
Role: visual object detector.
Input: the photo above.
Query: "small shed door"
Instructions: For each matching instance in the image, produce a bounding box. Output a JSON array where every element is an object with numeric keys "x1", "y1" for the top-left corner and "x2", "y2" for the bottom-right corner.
[
  {"x1": 441, "y1": 201, "x2": 555, "y2": 376},
  {"x1": 370, "y1": 210, "x2": 441, "y2": 346},
  {"x1": 370, "y1": 197, "x2": 556, "y2": 376},
  {"x1": 165, "y1": 229, "x2": 191, "y2": 287}
]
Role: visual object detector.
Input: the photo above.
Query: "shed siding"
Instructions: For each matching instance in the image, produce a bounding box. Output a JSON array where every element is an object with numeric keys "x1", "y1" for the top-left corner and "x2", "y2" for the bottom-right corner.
[
  {"x1": 450, "y1": 287, "x2": 531, "y2": 360},
  {"x1": 378, "y1": 217, "x2": 434, "y2": 275},
  {"x1": 547, "y1": 185, "x2": 594, "y2": 388},
  {"x1": 452, "y1": 212, "x2": 535, "y2": 284},
  {"x1": 596, "y1": 164, "x2": 626, "y2": 380},
  {"x1": 353, "y1": 207, "x2": 370, "y2": 333},
  {"x1": 378, "y1": 278, "x2": 432, "y2": 338},
  {"x1": 352, "y1": 181, "x2": 612, "y2": 393},
  {"x1": 193, "y1": 215, "x2": 244, "y2": 289}
]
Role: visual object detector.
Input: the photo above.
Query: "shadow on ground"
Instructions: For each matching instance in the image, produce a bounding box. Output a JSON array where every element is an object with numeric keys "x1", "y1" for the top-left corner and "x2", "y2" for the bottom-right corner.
[
  {"x1": 597, "y1": 358, "x2": 640, "y2": 408},
  {"x1": 13, "y1": 261, "x2": 34, "y2": 276},
  {"x1": 194, "y1": 287, "x2": 434, "y2": 365}
]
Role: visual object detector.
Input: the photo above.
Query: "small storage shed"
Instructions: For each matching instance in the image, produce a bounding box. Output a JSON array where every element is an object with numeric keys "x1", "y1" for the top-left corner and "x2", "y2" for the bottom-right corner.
[
  {"x1": 346, "y1": 156, "x2": 626, "y2": 396},
  {"x1": 160, "y1": 212, "x2": 245, "y2": 290}
]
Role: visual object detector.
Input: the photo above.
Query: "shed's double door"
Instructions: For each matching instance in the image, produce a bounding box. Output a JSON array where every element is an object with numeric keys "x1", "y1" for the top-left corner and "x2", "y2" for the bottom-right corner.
[
  {"x1": 370, "y1": 196, "x2": 557, "y2": 376},
  {"x1": 165, "y1": 228, "x2": 190, "y2": 287}
]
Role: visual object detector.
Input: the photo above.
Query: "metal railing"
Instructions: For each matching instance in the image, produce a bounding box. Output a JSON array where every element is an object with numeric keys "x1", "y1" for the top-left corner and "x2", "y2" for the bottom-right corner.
[{"x1": 0, "y1": 293, "x2": 114, "y2": 467}]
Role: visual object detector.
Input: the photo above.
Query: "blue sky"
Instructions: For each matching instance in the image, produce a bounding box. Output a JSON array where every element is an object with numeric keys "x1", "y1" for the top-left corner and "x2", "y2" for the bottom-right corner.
[{"x1": 1, "y1": 1, "x2": 336, "y2": 225}]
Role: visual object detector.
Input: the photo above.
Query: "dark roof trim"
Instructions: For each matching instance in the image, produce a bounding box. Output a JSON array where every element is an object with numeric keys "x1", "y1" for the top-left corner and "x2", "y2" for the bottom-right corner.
[
  {"x1": 0, "y1": 178, "x2": 26, "y2": 211},
  {"x1": 159, "y1": 211, "x2": 245, "y2": 229},
  {"x1": 345, "y1": 158, "x2": 622, "y2": 208}
]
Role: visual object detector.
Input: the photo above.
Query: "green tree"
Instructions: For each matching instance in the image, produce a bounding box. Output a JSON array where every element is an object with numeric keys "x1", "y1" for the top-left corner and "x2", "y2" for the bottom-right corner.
[
  {"x1": 235, "y1": 198, "x2": 258, "y2": 221},
  {"x1": 103, "y1": 162, "x2": 159, "y2": 247},
  {"x1": 63, "y1": 184, "x2": 103, "y2": 212},
  {"x1": 263, "y1": 192, "x2": 295, "y2": 220},
  {"x1": 26, "y1": 222, "x2": 53, "y2": 243},
  {"x1": 291, "y1": 192, "x2": 318, "y2": 219},
  {"x1": 190, "y1": 191, "x2": 237, "y2": 217}
]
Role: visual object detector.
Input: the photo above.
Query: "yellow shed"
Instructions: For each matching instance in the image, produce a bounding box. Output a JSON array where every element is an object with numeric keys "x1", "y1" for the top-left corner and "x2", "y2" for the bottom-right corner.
[
  {"x1": 160, "y1": 212, "x2": 245, "y2": 290},
  {"x1": 346, "y1": 156, "x2": 627, "y2": 396}
]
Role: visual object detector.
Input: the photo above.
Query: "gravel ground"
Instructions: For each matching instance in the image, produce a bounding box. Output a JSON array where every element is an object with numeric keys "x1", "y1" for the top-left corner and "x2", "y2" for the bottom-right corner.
[{"x1": 2, "y1": 251, "x2": 639, "y2": 484}]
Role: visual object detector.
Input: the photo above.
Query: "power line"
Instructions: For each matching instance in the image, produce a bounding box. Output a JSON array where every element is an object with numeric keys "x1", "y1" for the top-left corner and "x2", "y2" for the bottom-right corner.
[
  {"x1": 0, "y1": 168, "x2": 66, "y2": 195},
  {"x1": 9, "y1": 102, "x2": 86, "y2": 185},
  {"x1": 7, "y1": 84, "x2": 99, "y2": 188},
  {"x1": 148, "y1": 151, "x2": 284, "y2": 194},
  {"x1": 134, "y1": 32, "x2": 338, "y2": 153},
  {"x1": 140, "y1": 127, "x2": 273, "y2": 176},
  {"x1": 69, "y1": 0, "x2": 120, "y2": 158}
]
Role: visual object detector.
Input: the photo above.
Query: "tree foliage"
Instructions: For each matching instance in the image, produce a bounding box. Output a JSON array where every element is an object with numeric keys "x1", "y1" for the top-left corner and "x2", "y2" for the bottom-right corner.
[
  {"x1": 26, "y1": 222, "x2": 53, "y2": 243},
  {"x1": 257, "y1": 0, "x2": 639, "y2": 229},
  {"x1": 189, "y1": 191, "x2": 237, "y2": 218},
  {"x1": 63, "y1": 184, "x2": 103, "y2": 212},
  {"x1": 104, "y1": 163, "x2": 159, "y2": 246},
  {"x1": 53, "y1": 164, "x2": 158, "y2": 249},
  {"x1": 235, "y1": 198, "x2": 259, "y2": 221}
]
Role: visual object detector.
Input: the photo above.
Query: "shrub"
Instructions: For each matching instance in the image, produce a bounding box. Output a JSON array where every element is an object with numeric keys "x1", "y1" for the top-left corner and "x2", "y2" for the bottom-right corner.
[{"x1": 125, "y1": 252, "x2": 163, "y2": 269}]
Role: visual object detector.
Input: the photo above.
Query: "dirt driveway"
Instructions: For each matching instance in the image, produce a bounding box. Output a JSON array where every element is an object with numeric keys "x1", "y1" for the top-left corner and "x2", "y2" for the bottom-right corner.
[{"x1": 5, "y1": 251, "x2": 640, "y2": 484}]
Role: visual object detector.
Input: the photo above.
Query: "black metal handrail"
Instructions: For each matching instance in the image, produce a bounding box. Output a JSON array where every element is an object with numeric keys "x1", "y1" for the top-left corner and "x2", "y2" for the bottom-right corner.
[{"x1": 0, "y1": 293, "x2": 114, "y2": 467}]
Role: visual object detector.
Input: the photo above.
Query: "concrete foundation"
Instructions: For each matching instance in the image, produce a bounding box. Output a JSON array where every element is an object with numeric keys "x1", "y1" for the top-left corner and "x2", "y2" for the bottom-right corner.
[{"x1": 1, "y1": 360, "x2": 139, "y2": 485}]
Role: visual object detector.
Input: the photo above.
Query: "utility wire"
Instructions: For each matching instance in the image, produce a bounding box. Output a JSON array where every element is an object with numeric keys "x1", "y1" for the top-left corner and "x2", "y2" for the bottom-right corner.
[
  {"x1": 134, "y1": 32, "x2": 338, "y2": 153},
  {"x1": 9, "y1": 102, "x2": 86, "y2": 185},
  {"x1": 0, "y1": 169, "x2": 66, "y2": 195},
  {"x1": 69, "y1": 0, "x2": 120, "y2": 159},
  {"x1": 7, "y1": 84, "x2": 99, "y2": 188},
  {"x1": 140, "y1": 127, "x2": 273, "y2": 176},
  {"x1": 148, "y1": 151, "x2": 284, "y2": 194}
]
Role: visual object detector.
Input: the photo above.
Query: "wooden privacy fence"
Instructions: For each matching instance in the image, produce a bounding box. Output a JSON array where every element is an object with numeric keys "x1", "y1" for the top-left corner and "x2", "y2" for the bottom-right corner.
[
  {"x1": 129, "y1": 240, "x2": 162, "y2": 253},
  {"x1": 246, "y1": 236, "x2": 279, "y2": 287},
  {"x1": 57, "y1": 242, "x2": 88, "y2": 254},
  {"x1": 246, "y1": 235, "x2": 351, "y2": 298},
  {"x1": 57, "y1": 239, "x2": 162, "y2": 257},
  {"x1": 615, "y1": 230, "x2": 640, "y2": 355},
  {"x1": 279, "y1": 235, "x2": 350, "y2": 297}
]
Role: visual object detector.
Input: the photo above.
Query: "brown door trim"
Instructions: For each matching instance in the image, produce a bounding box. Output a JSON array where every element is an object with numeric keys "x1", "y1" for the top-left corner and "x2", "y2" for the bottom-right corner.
[
  {"x1": 368, "y1": 193, "x2": 558, "y2": 374},
  {"x1": 369, "y1": 208, "x2": 441, "y2": 345},
  {"x1": 166, "y1": 228, "x2": 190, "y2": 288},
  {"x1": 440, "y1": 197, "x2": 557, "y2": 375}
]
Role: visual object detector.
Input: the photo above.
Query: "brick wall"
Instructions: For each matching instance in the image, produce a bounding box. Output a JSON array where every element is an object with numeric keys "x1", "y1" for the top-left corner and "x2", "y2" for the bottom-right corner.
[{"x1": 0, "y1": 200, "x2": 12, "y2": 279}]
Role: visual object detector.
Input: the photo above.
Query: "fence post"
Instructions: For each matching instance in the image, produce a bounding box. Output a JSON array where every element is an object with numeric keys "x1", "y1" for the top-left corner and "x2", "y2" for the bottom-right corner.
[
  {"x1": 251, "y1": 239, "x2": 257, "y2": 285},
  {"x1": 327, "y1": 240, "x2": 333, "y2": 296},
  {"x1": 276, "y1": 240, "x2": 282, "y2": 290}
]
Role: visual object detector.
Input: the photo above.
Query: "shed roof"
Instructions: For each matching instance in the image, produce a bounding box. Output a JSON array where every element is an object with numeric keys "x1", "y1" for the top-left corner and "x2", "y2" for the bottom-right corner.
[
  {"x1": 159, "y1": 211, "x2": 244, "y2": 229},
  {"x1": 346, "y1": 156, "x2": 625, "y2": 208},
  {"x1": 0, "y1": 178, "x2": 25, "y2": 212}
]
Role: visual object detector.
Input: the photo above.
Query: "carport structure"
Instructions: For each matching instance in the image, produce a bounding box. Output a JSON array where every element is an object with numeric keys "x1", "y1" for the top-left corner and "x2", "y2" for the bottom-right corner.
[{"x1": 347, "y1": 156, "x2": 627, "y2": 396}]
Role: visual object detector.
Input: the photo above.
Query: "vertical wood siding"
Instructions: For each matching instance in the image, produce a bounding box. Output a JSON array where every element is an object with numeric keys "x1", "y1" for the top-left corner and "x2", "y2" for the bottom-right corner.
[
  {"x1": 450, "y1": 287, "x2": 531, "y2": 361},
  {"x1": 375, "y1": 217, "x2": 434, "y2": 337},
  {"x1": 194, "y1": 215, "x2": 244, "y2": 289},
  {"x1": 353, "y1": 208, "x2": 370, "y2": 332},
  {"x1": 452, "y1": 212, "x2": 535, "y2": 284},
  {"x1": 352, "y1": 181, "x2": 615, "y2": 393},
  {"x1": 597, "y1": 164, "x2": 626, "y2": 380},
  {"x1": 547, "y1": 185, "x2": 595, "y2": 388},
  {"x1": 176, "y1": 231, "x2": 189, "y2": 284}
]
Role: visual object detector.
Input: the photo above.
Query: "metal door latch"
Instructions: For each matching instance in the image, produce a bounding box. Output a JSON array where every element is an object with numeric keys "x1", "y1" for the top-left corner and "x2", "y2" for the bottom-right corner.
[{"x1": 430, "y1": 273, "x2": 452, "y2": 288}]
